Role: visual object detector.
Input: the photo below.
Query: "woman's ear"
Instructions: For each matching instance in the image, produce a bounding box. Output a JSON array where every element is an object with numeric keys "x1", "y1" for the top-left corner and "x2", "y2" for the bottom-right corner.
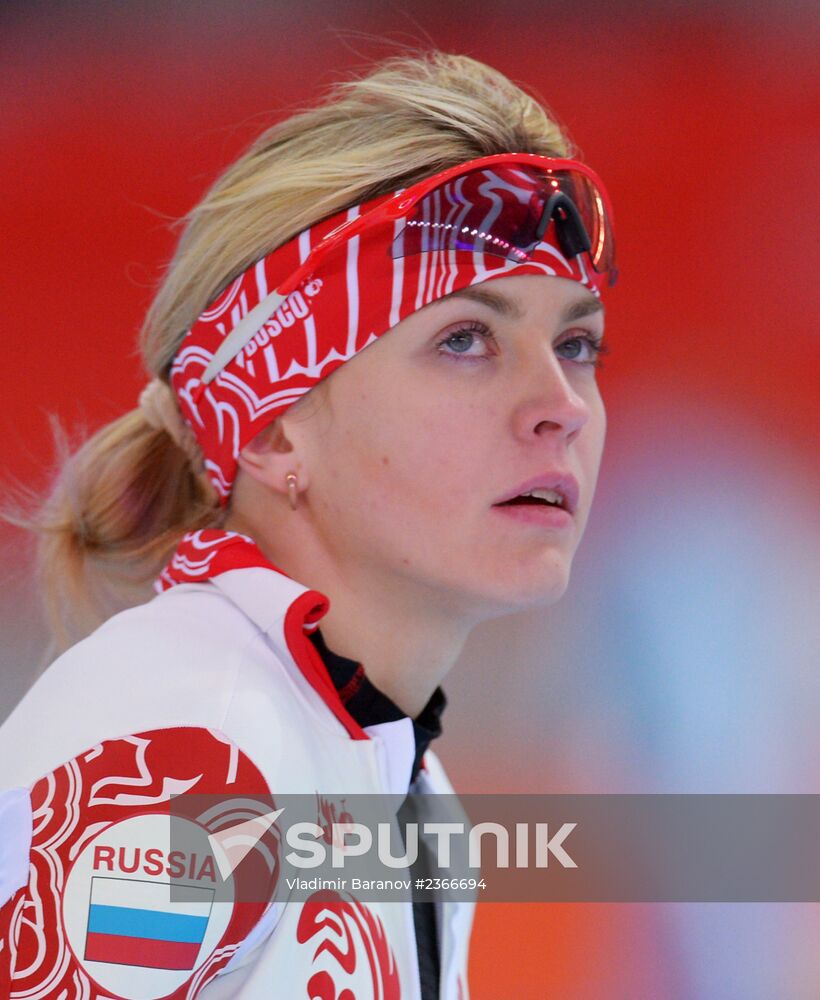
[{"x1": 236, "y1": 418, "x2": 309, "y2": 498}]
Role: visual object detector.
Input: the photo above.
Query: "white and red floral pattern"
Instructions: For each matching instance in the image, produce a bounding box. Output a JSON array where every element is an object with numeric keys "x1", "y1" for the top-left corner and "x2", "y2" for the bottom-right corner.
[{"x1": 0, "y1": 727, "x2": 276, "y2": 999}]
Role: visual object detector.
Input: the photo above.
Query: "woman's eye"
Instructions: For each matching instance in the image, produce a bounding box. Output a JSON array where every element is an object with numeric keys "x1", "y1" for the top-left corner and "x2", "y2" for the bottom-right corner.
[
  {"x1": 436, "y1": 322, "x2": 495, "y2": 359},
  {"x1": 555, "y1": 332, "x2": 609, "y2": 368}
]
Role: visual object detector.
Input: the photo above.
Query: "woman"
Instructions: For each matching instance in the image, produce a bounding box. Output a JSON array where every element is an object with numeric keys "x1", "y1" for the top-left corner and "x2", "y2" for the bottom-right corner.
[{"x1": 0, "y1": 52, "x2": 615, "y2": 999}]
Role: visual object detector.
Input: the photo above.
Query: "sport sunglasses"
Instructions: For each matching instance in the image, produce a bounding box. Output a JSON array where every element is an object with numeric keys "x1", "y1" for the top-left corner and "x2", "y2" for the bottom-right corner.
[{"x1": 199, "y1": 153, "x2": 617, "y2": 387}]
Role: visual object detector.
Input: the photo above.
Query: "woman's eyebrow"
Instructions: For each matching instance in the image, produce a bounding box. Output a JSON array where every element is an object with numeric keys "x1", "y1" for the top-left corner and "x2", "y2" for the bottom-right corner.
[
  {"x1": 562, "y1": 295, "x2": 605, "y2": 322},
  {"x1": 441, "y1": 286, "x2": 605, "y2": 322},
  {"x1": 445, "y1": 286, "x2": 524, "y2": 319}
]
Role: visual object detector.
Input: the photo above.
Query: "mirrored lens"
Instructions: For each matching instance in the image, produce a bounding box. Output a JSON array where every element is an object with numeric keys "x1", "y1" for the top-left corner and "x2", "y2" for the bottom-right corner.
[{"x1": 391, "y1": 165, "x2": 615, "y2": 280}]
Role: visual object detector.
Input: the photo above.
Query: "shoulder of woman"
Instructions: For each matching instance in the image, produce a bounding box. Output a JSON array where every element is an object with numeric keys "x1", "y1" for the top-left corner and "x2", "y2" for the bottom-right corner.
[{"x1": 0, "y1": 582, "x2": 286, "y2": 790}]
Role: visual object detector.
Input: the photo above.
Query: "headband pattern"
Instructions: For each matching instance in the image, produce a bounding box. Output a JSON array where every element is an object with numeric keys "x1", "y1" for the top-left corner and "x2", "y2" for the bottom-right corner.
[{"x1": 171, "y1": 167, "x2": 604, "y2": 503}]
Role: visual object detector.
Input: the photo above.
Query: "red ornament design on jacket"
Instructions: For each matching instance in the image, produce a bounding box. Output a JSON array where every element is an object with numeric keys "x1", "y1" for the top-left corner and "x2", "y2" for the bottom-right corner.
[
  {"x1": 0, "y1": 727, "x2": 278, "y2": 999},
  {"x1": 297, "y1": 889, "x2": 401, "y2": 1000},
  {"x1": 317, "y1": 793, "x2": 356, "y2": 848}
]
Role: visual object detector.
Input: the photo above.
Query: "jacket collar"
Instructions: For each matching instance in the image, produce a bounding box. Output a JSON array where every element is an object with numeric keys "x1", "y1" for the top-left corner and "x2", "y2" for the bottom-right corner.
[{"x1": 156, "y1": 529, "x2": 369, "y2": 741}]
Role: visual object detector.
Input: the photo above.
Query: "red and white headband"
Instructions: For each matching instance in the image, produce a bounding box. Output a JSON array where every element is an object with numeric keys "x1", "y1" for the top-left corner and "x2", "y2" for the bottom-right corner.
[{"x1": 165, "y1": 153, "x2": 617, "y2": 503}]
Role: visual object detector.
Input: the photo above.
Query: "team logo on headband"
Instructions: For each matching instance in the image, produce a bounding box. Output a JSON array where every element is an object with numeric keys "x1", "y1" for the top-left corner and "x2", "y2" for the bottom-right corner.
[{"x1": 235, "y1": 279, "x2": 324, "y2": 372}]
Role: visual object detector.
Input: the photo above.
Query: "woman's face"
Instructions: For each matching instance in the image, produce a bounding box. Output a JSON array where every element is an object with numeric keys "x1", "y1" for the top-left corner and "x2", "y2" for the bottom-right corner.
[{"x1": 285, "y1": 273, "x2": 607, "y2": 620}]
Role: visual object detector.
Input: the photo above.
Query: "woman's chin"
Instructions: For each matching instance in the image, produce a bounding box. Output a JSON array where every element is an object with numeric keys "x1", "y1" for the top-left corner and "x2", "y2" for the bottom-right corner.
[{"x1": 459, "y1": 561, "x2": 572, "y2": 622}]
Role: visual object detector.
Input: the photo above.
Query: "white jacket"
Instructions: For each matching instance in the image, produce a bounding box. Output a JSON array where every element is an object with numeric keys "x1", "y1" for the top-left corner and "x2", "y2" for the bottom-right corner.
[{"x1": 0, "y1": 530, "x2": 473, "y2": 999}]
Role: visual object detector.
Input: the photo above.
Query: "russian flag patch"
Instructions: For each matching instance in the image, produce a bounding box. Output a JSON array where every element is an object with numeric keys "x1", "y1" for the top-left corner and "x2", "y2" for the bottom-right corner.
[
  {"x1": 61, "y1": 811, "x2": 236, "y2": 997},
  {"x1": 84, "y1": 877, "x2": 213, "y2": 971}
]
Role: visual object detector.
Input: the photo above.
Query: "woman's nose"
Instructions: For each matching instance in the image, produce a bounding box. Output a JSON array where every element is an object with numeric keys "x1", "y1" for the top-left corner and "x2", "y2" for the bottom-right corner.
[{"x1": 510, "y1": 350, "x2": 591, "y2": 445}]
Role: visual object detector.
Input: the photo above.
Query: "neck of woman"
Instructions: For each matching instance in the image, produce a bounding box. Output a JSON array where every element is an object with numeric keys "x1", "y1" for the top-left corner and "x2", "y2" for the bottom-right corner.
[{"x1": 224, "y1": 510, "x2": 474, "y2": 719}]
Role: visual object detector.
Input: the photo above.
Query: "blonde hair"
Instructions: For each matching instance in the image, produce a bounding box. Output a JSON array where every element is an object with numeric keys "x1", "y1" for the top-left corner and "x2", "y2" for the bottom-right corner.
[{"x1": 12, "y1": 51, "x2": 573, "y2": 650}]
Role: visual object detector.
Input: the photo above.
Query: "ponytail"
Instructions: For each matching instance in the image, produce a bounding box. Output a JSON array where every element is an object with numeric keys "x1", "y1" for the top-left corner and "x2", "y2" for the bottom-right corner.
[{"x1": 5, "y1": 400, "x2": 221, "y2": 650}]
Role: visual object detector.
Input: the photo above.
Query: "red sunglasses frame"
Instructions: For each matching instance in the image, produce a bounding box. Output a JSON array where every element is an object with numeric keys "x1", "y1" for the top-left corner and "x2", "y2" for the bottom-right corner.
[{"x1": 278, "y1": 152, "x2": 615, "y2": 299}]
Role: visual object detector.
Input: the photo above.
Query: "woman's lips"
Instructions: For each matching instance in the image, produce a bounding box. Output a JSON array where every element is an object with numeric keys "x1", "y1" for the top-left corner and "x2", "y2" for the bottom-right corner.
[
  {"x1": 491, "y1": 501, "x2": 574, "y2": 529},
  {"x1": 492, "y1": 472, "x2": 580, "y2": 515}
]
